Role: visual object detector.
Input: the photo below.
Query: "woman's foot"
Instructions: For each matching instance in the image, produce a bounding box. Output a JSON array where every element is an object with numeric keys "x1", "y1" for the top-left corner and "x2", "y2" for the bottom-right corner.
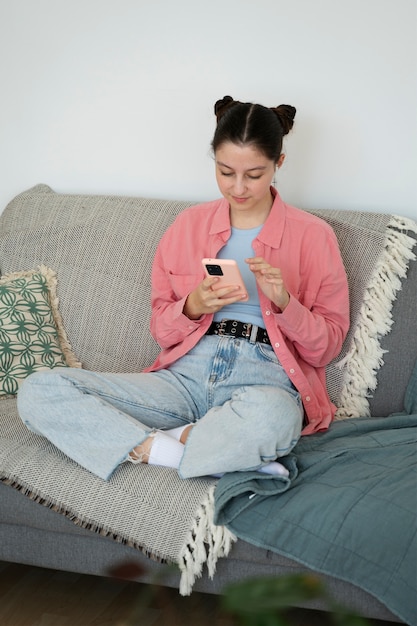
[
  {"x1": 258, "y1": 461, "x2": 289, "y2": 477},
  {"x1": 128, "y1": 431, "x2": 184, "y2": 469},
  {"x1": 211, "y1": 461, "x2": 289, "y2": 479}
]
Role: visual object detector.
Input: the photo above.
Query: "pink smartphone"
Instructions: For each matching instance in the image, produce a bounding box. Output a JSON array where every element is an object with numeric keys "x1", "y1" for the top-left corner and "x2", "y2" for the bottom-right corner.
[{"x1": 202, "y1": 258, "x2": 248, "y2": 300}]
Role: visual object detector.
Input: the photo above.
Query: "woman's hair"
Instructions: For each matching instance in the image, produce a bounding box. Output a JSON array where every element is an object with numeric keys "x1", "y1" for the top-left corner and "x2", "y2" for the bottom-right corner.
[{"x1": 211, "y1": 95, "x2": 296, "y2": 162}]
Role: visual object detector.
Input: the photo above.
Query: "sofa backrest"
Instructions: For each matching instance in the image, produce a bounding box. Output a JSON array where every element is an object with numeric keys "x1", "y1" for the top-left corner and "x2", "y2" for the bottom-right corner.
[
  {"x1": 0, "y1": 184, "x2": 416, "y2": 419},
  {"x1": 0, "y1": 185, "x2": 189, "y2": 375}
]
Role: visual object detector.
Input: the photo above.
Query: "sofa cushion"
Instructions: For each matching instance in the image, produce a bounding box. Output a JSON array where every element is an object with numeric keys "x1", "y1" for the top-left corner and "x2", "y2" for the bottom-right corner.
[
  {"x1": 0, "y1": 266, "x2": 81, "y2": 396},
  {"x1": 0, "y1": 185, "x2": 192, "y2": 376}
]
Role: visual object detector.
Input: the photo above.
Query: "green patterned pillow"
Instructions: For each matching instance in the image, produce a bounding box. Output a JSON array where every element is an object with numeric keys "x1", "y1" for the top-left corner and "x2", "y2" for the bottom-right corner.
[{"x1": 0, "y1": 265, "x2": 81, "y2": 397}]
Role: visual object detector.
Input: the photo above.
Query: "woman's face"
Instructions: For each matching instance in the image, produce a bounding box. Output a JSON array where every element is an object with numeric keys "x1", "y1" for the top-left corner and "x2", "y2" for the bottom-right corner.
[{"x1": 215, "y1": 142, "x2": 282, "y2": 218}]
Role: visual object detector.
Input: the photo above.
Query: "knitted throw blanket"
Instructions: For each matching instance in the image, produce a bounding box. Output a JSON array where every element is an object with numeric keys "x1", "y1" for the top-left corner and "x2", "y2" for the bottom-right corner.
[{"x1": 0, "y1": 398, "x2": 235, "y2": 595}]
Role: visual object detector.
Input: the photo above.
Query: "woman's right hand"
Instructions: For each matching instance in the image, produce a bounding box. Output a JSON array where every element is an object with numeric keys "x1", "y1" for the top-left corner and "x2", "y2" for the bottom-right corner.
[{"x1": 183, "y1": 277, "x2": 248, "y2": 320}]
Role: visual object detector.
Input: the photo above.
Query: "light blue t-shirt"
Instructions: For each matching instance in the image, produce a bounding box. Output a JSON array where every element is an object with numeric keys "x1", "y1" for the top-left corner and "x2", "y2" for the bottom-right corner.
[{"x1": 213, "y1": 225, "x2": 265, "y2": 328}]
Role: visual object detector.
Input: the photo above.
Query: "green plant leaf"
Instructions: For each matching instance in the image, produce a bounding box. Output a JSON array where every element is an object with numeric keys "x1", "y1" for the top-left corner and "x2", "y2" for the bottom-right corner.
[{"x1": 222, "y1": 573, "x2": 325, "y2": 614}]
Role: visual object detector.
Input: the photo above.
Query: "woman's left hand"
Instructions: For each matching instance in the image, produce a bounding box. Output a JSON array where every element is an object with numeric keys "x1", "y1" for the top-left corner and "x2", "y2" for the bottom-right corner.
[{"x1": 246, "y1": 257, "x2": 290, "y2": 311}]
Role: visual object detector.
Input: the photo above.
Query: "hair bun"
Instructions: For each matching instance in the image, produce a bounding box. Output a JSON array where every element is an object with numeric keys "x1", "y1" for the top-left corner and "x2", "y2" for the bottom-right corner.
[
  {"x1": 270, "y1": 105, "x2": 296, "y2": 135},
  {"x1": 214, "y1": 96, "x2": 240, "y2": 121}
]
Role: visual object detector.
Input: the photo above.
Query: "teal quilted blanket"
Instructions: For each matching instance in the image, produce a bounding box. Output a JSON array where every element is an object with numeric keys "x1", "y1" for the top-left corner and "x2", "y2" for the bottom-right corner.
[{"x1": 214, "y1": 413, "x2": 417, "y2": 625}]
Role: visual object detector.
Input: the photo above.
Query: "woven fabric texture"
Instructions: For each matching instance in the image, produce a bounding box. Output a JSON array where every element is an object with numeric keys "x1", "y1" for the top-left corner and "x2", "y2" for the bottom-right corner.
[
  {"x1": 0, "y1": 397, "x2": 232, "y2": 594},
  {"x1": 308, "y1": 209, "x2": 417, "y2": 417},
  {"x1": 0, "y1": 185, "x2": 194, "y2": 374}
]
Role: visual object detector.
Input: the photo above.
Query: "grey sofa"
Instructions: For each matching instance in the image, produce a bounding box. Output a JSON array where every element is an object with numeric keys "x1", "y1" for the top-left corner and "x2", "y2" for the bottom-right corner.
[{"x1": 0, "y1": 184, "x2": 416, "y2": 624}]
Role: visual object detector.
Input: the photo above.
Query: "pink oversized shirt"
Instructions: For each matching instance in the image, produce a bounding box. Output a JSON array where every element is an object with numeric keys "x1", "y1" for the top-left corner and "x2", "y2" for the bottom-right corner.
[{"x1": 144, "y1": 189, "x2": 350, "y2": 434}]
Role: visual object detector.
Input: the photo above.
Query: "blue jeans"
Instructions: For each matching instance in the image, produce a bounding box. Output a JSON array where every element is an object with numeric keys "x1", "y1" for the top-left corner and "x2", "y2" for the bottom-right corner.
[{"x1": 17, "y1": 335, "x2": 303, "y2": 480}]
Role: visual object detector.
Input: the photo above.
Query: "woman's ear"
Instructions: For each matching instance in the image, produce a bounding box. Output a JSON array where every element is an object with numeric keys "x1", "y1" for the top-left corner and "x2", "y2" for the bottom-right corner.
[{"x1": 276, "y1": 154, "x2": 286, "y2": 169}]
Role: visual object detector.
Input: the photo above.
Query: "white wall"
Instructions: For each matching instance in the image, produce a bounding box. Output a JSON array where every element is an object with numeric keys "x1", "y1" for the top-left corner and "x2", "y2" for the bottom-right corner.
[{"x1": 1, "y1": 0, "x2": 416, "y2": 218}]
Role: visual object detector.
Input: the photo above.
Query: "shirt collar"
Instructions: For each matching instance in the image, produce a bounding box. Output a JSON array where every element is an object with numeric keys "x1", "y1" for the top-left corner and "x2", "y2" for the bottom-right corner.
[
  {"x1": 209, "y1": 198, "x2": 232, "y2": 239},
  {"x1": 258, "y1": 187, "x2": 286, "y2": 249},
  {"x1": 209, "y1": 187, "x2": 287, "y2": 249}
]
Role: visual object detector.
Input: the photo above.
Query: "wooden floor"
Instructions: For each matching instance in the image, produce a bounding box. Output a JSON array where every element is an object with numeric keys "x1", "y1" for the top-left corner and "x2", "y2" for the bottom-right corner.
[{"x1": 0, "y1": 561, "x2": 400, "y2": 626}]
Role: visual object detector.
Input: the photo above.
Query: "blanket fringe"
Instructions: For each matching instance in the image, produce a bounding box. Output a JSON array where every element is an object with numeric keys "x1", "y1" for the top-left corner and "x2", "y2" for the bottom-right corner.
[
  {"x1": 178, "y1": 485, "x2": 237, "y2": 596},
  {"x1": 0, "y1": 475, "x2": 169, "y2": 564},
  {"x1": 335, "y1": 215, "x2": 417, "y2": 419},
  {"x1": 2, "y1": 474, "x2": 236, "y2": 584}
]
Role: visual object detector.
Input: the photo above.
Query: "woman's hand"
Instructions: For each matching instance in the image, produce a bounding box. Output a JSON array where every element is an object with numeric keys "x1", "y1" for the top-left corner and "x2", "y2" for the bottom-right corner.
[
  {"x1": 246, "y1": 257, "x2": 290, "y2": 311},
  {"x1": 183, "y1": 277, "x2": 248, "y2": 320}
]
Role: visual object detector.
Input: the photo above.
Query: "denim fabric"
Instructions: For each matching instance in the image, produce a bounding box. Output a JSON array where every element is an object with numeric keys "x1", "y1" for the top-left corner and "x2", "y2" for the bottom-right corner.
[{"x1": 17, "y1": 335, "x2": 303, "y2": 480}]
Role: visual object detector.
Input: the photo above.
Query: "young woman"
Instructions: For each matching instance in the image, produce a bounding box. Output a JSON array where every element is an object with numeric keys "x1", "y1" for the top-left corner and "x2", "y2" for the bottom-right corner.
[{"x1": 17, "y1": 96, "x2": 350, "y2": 481}]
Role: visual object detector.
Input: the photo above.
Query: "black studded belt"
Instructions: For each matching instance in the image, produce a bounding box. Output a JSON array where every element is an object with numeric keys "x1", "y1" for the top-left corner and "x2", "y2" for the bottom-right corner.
[{"x1": 206, "y1": 320, "x2": 271, "y2": 345}]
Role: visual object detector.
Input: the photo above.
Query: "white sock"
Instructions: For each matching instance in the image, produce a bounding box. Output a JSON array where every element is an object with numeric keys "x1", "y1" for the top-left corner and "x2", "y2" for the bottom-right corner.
[
  {"x1": 148, "y1": 431, "x2": 184, "y2": 469},
  {"x1": 258, "y1": 461, "x2": 289, "y2": 477},
  {"x1": 211, "y1": 461, "x2": 289, "y2": 479},
  {"x1": 165, "y1": 424, "x2": 191, "y2": 441}
]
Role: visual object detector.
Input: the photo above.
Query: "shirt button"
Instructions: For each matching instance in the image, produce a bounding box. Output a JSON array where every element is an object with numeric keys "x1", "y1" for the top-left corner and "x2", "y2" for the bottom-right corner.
[
  {"x1": 305, "y1": 396, "x2": 311, "y2": 402},
  {"x1": 265, "y1": 310, "x2": 271, "y2": 316},
  {"x1": 290, "y1": 368, "x2": 295, "y2": 374},
  {"x1": 274, "y1": 342, "x2": 280, "y2": 348}
]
